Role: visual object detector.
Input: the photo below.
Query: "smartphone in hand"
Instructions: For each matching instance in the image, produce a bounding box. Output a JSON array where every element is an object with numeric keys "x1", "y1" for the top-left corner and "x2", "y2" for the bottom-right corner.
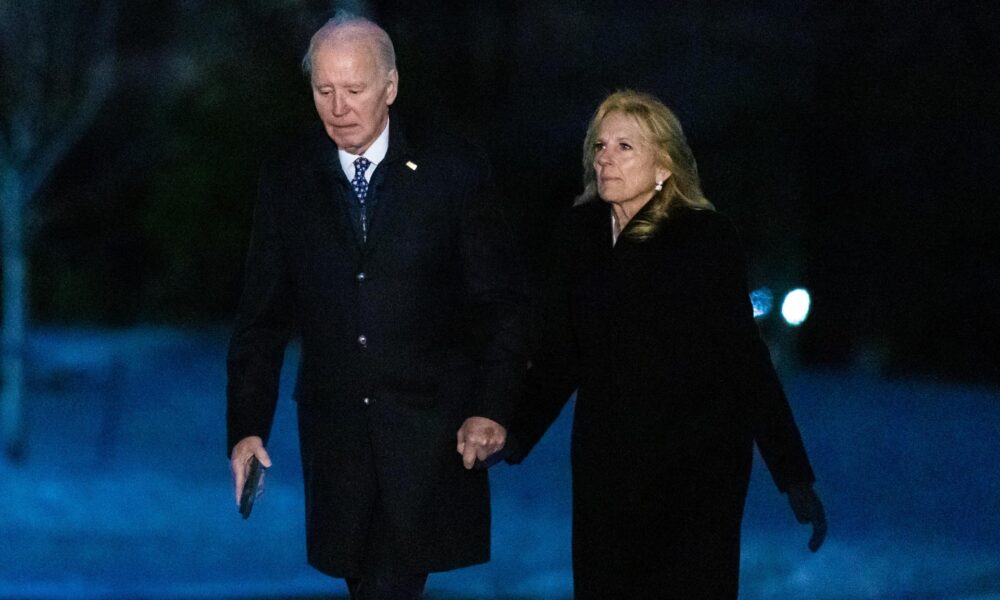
[{"x1": 239, "y1": 455, "x2": 267, "y2": 519}]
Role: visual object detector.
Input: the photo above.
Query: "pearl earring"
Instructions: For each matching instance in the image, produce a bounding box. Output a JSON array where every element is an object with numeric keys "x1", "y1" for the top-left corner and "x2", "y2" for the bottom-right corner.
[{"x1": 655, "y1": 181, "x2": 664, "y2": 192}]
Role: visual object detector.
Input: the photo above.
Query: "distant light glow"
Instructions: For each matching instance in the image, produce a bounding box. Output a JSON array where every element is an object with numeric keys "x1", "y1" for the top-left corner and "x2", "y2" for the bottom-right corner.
[
  {"x1": 781, "y1": 288, "x2": 811, "y2": 326},
  {"x1": 750, "y1": 287, "x2": 773, "y2": 319}
]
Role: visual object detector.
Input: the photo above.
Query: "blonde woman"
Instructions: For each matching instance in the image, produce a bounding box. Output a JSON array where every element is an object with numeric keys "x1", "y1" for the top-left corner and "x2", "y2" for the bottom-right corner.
[{"x1": 508, "y1": 90, "x2": 825, "y2": 598}]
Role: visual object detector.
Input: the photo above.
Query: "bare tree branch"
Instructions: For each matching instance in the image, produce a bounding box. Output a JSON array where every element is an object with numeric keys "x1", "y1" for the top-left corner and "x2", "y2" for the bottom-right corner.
[
  {"x1": 25, "y1": 55, "x2": 116, "y2": 200},
  {"x1": 1, "y1": 1, "x2": 118, "y2": 200},
  {"x1": 0, "y1": 130, "x2": 9, "y2": 171}
]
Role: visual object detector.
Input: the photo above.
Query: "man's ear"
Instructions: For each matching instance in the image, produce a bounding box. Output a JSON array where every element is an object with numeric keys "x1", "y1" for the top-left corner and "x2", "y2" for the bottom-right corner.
[{"x1": 386, "y1": 69, "x2": 398, "y2": 105}]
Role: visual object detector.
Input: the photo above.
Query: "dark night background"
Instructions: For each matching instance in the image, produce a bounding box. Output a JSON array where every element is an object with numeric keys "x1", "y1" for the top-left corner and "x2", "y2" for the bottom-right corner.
[
  {"x1": 3, "y1": 1, "x2": 1000, "y2": 598},
  {"x1": 23, "y1": 0, "x2": 1000, "y2": 382}
]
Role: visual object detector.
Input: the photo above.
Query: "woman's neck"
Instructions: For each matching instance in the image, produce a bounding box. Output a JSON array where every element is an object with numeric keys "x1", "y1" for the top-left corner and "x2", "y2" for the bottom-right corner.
[{"x1": 608, "y1": 193, "x2": 653, "y2": 231}]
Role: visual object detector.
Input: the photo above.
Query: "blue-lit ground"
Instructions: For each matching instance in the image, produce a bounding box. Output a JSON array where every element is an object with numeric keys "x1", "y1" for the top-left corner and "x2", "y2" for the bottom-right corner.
[{"x1": 2, "y1": 328, "x2": 998, "y2": 599}]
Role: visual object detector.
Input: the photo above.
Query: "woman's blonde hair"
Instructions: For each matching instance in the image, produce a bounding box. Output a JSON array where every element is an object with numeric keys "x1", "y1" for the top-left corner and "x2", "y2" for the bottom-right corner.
[{"x1": 579, "y1": 89, "x2": 713, "y2": 240}]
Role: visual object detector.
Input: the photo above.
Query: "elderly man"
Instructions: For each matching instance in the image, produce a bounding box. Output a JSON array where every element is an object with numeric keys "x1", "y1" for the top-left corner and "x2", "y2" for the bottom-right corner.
[{"x1": 226, "y1": 14, "x2": 525, "y2": 600}]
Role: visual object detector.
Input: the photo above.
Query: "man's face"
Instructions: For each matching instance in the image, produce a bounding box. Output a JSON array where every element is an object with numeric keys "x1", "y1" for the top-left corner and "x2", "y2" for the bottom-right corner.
[{"x1": 311, "y1": 36, "x2": 397, "y2": 154}]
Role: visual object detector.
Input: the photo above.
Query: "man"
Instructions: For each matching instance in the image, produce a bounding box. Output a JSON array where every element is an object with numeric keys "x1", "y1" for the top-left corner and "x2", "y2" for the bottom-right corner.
[{"x1": 226, "y1": 15, "x2": 525, "y2": 600}]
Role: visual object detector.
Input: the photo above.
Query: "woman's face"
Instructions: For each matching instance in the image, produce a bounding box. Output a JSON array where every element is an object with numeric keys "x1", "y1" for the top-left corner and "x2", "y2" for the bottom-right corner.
[{"x1": 593, "y1": 111, "x2": 670, "y2": 209}]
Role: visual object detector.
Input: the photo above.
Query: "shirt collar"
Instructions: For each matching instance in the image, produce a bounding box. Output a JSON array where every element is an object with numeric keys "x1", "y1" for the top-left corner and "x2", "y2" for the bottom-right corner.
[{"x1": 338, "y1": 119, "x2": 390, "y2": 182}]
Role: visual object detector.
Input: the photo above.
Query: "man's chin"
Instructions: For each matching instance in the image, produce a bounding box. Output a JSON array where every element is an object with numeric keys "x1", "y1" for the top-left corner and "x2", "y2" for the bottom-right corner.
[{"x1": 325, "y1": 129, "x2": 362, "y2": 151}]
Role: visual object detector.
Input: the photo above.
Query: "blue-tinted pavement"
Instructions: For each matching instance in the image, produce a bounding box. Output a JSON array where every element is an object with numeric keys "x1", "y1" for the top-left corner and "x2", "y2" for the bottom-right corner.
[{"x1": 1, "y1": 328, "x2": 998, "y2": 599}]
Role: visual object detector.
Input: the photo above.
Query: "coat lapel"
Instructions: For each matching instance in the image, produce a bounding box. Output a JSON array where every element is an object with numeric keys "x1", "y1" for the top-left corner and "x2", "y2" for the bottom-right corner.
[
  {"x1": 306, "y1": 129, "x2": 363, "y2": 259},
  {"x1": 580, "y1": 200, "x2": 615, "y2": 261},
  {"x1": 362, "y1": 120, "x2": 418, "y2": 257}
]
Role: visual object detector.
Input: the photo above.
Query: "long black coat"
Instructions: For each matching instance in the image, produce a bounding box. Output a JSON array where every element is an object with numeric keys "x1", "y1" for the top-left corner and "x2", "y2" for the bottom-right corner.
[
  {"x1": 510, "y1": 201, "x2": 815, "y2": 598},
  {"x1": 226, "y1": 121, "x2": 525, "y2": 578}
]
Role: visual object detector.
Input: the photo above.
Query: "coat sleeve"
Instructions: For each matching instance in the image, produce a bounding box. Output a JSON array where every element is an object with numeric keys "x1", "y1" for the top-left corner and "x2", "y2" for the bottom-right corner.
[
  {"x1": 457, "y1": 153, "x2": 528, "y2": 429},
  {"x1": 506, "y1": 210, "x2": 581, "y2": 463},
  {"x1": 696, "y1": 213, "x2": 816, "y2": 491},
  {"x1": 225, "y1": 161, "x2": 296, "y2": 456}
]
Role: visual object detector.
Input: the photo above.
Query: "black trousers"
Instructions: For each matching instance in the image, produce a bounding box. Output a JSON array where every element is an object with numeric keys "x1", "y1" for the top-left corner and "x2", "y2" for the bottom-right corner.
[{"x1": 345, "y1": 574, "x2": 428, "y2": 600}]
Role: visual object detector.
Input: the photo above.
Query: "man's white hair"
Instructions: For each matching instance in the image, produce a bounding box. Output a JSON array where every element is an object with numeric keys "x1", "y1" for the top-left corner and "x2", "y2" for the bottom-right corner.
[{"x1": 302, "y1": 13, "x2": 396, "y2": 77}]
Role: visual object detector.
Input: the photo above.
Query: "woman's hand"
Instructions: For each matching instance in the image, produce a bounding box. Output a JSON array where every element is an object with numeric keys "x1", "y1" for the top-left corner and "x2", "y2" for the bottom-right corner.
[{"x1": 786, "y1": 482, "x2": 827, "y2": 552}]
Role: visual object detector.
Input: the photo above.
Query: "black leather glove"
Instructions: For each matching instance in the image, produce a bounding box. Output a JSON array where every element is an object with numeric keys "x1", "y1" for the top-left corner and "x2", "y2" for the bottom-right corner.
[
  {"x1": 786, "y1": 482, "x2": 827, "y2": 552},
  {"x1": 474, "y1": 446, "x2": 510, "y2": 470},
  {"x1": 501, "y1": 433, "x2": 525, "y2": 465}
]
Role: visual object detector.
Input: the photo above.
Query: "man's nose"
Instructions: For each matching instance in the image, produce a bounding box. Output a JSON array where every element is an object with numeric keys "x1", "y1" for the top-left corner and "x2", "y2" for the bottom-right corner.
[{"x1": 331, "y1": 93, "x2": 349, "y2": 116}]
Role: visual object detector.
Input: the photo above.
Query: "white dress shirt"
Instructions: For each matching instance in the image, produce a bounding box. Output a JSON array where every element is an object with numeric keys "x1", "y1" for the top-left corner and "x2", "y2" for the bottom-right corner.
[{"x1": 338, "y1": 120, "x2": 390, "y2": 182}]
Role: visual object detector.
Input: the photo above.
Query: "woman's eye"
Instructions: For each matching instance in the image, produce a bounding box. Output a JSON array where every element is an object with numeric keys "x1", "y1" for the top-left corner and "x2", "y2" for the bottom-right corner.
[
  {"x1": 620, "y1": 143, "x2": 632, "y2": 150},
  {"x1": 594, "y1": 143, "x2": 605, "y2": 151}
]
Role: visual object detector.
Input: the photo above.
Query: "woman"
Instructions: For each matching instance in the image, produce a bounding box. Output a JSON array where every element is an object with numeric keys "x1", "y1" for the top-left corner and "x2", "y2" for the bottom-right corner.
[{"x1": 508, "y1": 90, "x2": 826, "y2": 598}]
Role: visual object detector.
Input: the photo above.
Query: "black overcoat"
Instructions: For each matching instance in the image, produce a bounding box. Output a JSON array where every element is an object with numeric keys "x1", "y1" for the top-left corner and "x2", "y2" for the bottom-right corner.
[
  {"x1": 510, "y1": 201, "x2": 815, "y2": 598},
  {"x1": 226, "y1": 121, "x2": 525, "y2": 577}
]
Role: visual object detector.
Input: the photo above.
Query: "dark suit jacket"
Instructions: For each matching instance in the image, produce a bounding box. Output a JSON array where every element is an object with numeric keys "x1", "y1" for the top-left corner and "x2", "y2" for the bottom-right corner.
[
  {"x1": 226, "y1": 120, "x2": 526, "y2": 577},
  {"x1": 509, "y1": 201, "x2": 815, "y2": 598}
]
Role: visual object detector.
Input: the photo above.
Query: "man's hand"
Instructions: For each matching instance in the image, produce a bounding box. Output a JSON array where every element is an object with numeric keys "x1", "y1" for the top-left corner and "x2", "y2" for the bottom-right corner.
[
  {"x1": 786, "y1": 482, "x2": 827, "y2": 552},
  {"x1": 456, "y1": 417, "x2": 506, "y2": 470},
  {"x1": 230, "y1": 436, "x2": 273, "y2": 506}
]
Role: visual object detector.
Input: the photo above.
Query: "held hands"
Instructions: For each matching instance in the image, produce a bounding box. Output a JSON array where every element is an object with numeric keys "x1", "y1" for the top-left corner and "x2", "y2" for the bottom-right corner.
[
  {"x1": 456, "y1": 417, "x2": 506, "y2": 470},
  {"x1": 230, "y1": 436, "x2": 273, "y2": 506},
  {"x1": 786, "y1": 482, "x2": 827, "y2": 552}
]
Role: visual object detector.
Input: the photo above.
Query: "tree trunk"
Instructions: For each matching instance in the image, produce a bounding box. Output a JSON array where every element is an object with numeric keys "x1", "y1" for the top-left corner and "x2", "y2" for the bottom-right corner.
[{"x1": 1, "y1": 166, "x2": 27, "y2": 460}]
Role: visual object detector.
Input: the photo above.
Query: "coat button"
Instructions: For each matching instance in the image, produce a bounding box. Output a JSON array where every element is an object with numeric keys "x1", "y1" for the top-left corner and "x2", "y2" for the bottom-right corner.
[
  {"x1": 356, "y1": 272, "x2": 366, "y2": 282},
  {"x1": 357, "y1": 334, "x2": 367, "y2": 347}
]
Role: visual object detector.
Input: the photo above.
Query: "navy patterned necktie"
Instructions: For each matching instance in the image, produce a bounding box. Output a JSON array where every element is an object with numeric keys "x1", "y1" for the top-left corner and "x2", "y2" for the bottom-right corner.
[{"x1": 351, "y1": 156, "x2": 372, "y2": 242}]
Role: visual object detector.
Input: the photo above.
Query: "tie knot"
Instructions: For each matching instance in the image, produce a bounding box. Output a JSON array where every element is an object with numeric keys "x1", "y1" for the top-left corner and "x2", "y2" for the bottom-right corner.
[{"x1": 354, "y1": 156, "x2": 371, "y2": 177}]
